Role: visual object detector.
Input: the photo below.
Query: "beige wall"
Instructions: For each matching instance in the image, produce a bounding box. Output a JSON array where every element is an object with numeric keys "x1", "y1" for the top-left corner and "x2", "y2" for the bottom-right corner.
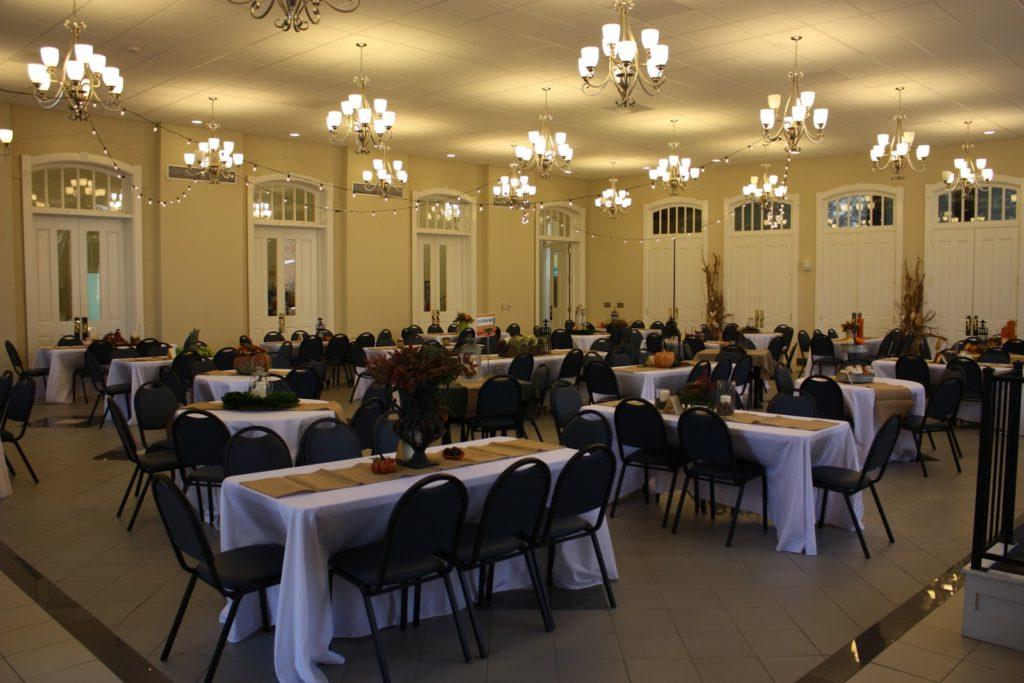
[{"x1": 2, "y1": 101, "x2": 1023, "y2": 363}]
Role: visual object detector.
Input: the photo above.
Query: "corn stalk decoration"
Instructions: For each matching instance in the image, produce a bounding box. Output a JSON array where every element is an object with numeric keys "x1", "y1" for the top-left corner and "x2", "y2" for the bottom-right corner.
[
  {"x1": 701, "y1": 252, "x2": 730, "y2": 338},
  {"x1": 894, "y1": 257, "x2": 944, "y2": 355}
]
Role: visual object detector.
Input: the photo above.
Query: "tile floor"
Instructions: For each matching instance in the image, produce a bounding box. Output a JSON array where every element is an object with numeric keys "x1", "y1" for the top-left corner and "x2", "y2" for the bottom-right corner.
[{"x1": 0, "y1": 382, "x2": 1022, "y2": 682}]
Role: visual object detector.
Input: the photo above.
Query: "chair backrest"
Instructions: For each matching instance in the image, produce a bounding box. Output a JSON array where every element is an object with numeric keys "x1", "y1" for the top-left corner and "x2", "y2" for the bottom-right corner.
[
  {"x1": 506, "y1": 323, "x2": 521, "y2": 337},
  {"x1": 809, "y1": 334, "x2": 835, "y2": 358},
  {"x1": 355, "y1": 332, "x2": 375, "y2": 348},
  {"x1": 731, "y1": 355, "x2": 754, "y2": 388},
  {"x1": 171, "y1": 409, "x2": 231, "y2": 468},
  {"x1": 2, "y1": 378, "x2": 34, "y2": 428},
  {"x1": 362, "y1": 381, "x2": 389, "y2": 407},
  {"x1": 285, "y1": 366, "x2": 322, "y2": 399},
  {"x1": 427, "y1": 323, "x2": 444, "y2": 333},
  {"x1": 630, "y1": 320, "x2": 645, "y2": 329},
  {"x1": 189, "y1": 359, "x2": 216, "y2": 379},
  {"x1": 876, "y1": 330, "x2": 896, "y2": 359},
  {"x1": 614, "y1": 398, "x2": 670, "y2": 452},
  {"x1": 224, "y1": 426, "x2": 292, "y2": 477},
  {"x1": 608, "y1": 326, "x2": 624, "y2": 346},
  {"x1": 773, "y1": 324, "x2": 794, "y2": 349},
  {"x1": 583, "y1": 360, "x2": 619, "y2": 401},
  {"x1": 683, "y1": 335, "x2": 705, "y2": 356},
  {"x1": 299, "y1": 336, "x2": 324, "y2": 361},
  {"x1": 677, "y1": 406, "x2": 736, "y2": 472},
  {"x1": 590, "y1": 338, "x2": 610, "y2": 352},
  {"x1": 797, "y1": 329, "x2": 811, "y2": 353},
  {"x1": 604, "y1": 346, "x2": 633, "y2": 367},
  {"x1": 376, "y1": 329, "x2": 394, "y2": 347},
  {"x1": 895, "y1": 353, "x2": 931, "y2": 390},
  {"x1": 134, "y1": 380, "x2": 178, "y2": 438},
  {"x1": 5, "y1": 341, "x2": 26, "y2": 374},
  {"x1": 263, "y1": 331, "x2": 285, "y2": 342},
  {"x1": 773, "y1": 365, "x2": 795, "y2": 395},
  {"x1": 0, "y1": 371, "x2": 13, "y2": 416},
  {"x1": 926, "y1": 377, "x2": 962, "y2": 421},
  {"x1": 83, "y1": 351, "x2": 107, "y2": 389},
  {"x1": 507, "y1": 352, "x2": 534, "y2": 382},
  {"x1": 371, "y1": 413, "x2": 401, "y2": 456},
  {"x1": 470, "y1": 458, "x2": 550, "y2": 561},
  {"x1": 550, "y1": 329, "x2": 572, "y2": 350},
  {"x1": 550, "y1": 380, "x2": 582, "y2": 433},
  {"x1": 449, "y1": 323, "x2": 459, "y2": 333},
  {"x1": 477, "y1": 375, "x2": 522, "y2": 419},
  {"x1": 561, "y1": 409, "x2": 612, "y2": 450},
  {"x1": 946, "y1": 356, "x2": 982, "y2": 396},
  {"x1": 1002, "y1": 338, "x2": 1024, "y2": 355},
  {"x1": 56, "y1": 334, "x2": 81, "y2": 346},
  {"x1": 715, "y1": 344, "x2": 746, "y2": 363},
  {"x1": 859, "y1": 414, "x2": 902, "y2": 487},
  {"x1": 799, "y1": 375, "x2": 846, "y2": 421},
  {"x1": 136, "y1": 339, "x2": 166, "y2": 357},
  {"x1": 827, "y1": 328, "x2": 838, "y2": 338},
  {"x1": 722, "y1": 323, "x2": 740, "y2": 341},
  {"x1": 158, "y1": 366, "x2": 186, "y2": 404},
  {"x1": 171, "y1": 351, "x2": 199, "y2": 385},
  {"x1": 150, "y1": 475, "x2": 220, "y2": 586},
  {"x1": 212, "y1": 347, "x2": 236, "y2": 371},
  {"x1": 645, "y1": 332, "x2": 664, "y2": 353},
  {"x1": 978, "y1": 348, "x2": 1011, "y2": 364},
  {"x1": 558, "y1": 349, "x2": 584, "y2": 381},
  {"x1": 686, "y1": 361, "x2": 711, "y2": 385},
  {"x1": 297, "y1": 417, "x2": 363, "y2": 465},
  {"x1": 377, "y1": 474, "x2": 467, "y2": 588},
  {"x1": 350, "y1": 398, "x2": 386, "y2": 450},
  {"x1": 767, "y1": 336, "x2": 785, "y2": 362},
  {"x1": 650, "y1": 321, "x2": 665, "y2": 330},
  {"x1": 766, "y1": 393, "x2": 816, "y2": 417},
  {"x1": 544, "y1": 445, "x2": 616, "y2": 536},
  {"x1": 290, "y1": 330, "x2": 309, "y2": 341},
  {"x1": 325, "y1": 334, "x2": 350, "y2": 362},
  {"x1": 709, "y1": 359, "x2": 733, "y2": 382},
  {"x1": 108, "y1": 400, "x2": 141, "y2": 465}
]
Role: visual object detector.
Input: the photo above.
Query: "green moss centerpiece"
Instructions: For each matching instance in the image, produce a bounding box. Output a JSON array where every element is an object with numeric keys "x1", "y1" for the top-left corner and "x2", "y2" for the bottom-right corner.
[{"x1": 221, "y1": 390, "x2": 299, "y2": 411}]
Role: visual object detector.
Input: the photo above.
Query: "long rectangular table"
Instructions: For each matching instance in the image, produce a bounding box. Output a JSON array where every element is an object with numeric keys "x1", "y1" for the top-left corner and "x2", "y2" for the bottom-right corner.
[
  {"x1": 33, "y1": 346, "x2": 87, "y2": 403},
  {"x1": 612, "y1": 364, "x2": 698, "y2": 402},
  {"x1": 588, "y1": 404, "x2": 861, "y2": 555},
  {"x1": 105, "y1": 356, "x2": 172, "y2": 424},
  {"x1": 219, "y1": 437, "x2": 616, "y2": 683}
]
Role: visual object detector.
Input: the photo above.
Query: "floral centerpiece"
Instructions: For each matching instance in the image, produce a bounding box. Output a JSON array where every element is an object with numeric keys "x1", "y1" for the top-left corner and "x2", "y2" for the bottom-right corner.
[
  {"x1": 499, "y1": 334, "x2": 542, "y2": 357},
  {"x1": 181, "y1": 328, "x2": 212, "y2": 359},
  {"x1": 677, "y1": 375, "x2": 713, "y2": 409},
  {"x1": 233, "y1": 342, "x2": 271, "y2": 375},
  {"x1": 453, "y1": 311, "x2": 474, "y2": 333},
  {"x1": 103, "y1": 329, "x2": 129, "y2": 346},
  {"x1": 893, "y1": 257, "x2": 944, "y2": 356},
  {"x1": 366, "y1": 344, "x2": 471, "y2": 468}
]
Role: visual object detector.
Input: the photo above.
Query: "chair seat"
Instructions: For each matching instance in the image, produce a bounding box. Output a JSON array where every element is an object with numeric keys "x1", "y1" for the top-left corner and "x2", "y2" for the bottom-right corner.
[
  {"x1": 187, "y1": 465, "x2": 225, "y2": 484},
  {"x1": 146, "y1": 437, "x2": 175, "y2": 454},
  {"x1": 329, "y1": 542, "x2": 447, "y2": 590},
  {"x1": 540, "y1": 512, "x2": 593, "y2": 542},
  {"x1": 623, "y1": 447, "x2": 679, "y2": 469},
  {"x1": 197, "y1": 544, "x2": 284, "y2": 592},
  {"x1": 105, "y1": 382, "x2": 131, "y2": 395},
  {"x1": 688, "y1": 459, "x2": 764, "y2": 484},
  {"x1": 1, "y1": 430, "x2": 14, "y2": 442},
  {"x1": 455, "y1": 523, "x2": 527, "y2": 564},
  {"x1": 138, "y1": 450, "x2": 180, "y2": 472},
  {"x1": 22, "y1": 368, "x2": 49, "y2": 378},
  {"x1": 901, "y1": 414, "x2": 947, "y2": 432},
  {"x1": 811, "y1": 465, "x2": 863, "y2": 492}
]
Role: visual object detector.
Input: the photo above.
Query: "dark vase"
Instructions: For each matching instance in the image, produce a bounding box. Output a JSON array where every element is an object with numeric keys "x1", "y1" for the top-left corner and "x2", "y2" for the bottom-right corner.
[{"x1": 396, "y1": 384, "x2": 445, "y2": 469}]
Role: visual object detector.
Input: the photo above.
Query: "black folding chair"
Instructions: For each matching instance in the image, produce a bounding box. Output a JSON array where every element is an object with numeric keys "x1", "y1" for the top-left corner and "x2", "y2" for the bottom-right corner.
[
  {"x1": 610, "y1": 398, "x2": 683, "y2": 527},
  {"x1": 297, "y1": 417, "x2": 363, "y2": 466},
  {"x1": 1, "y1": 379, "x2": 38, "y2": 483},
  {"x1": 223, "y1": 426, "x2": 292, "y2": 477}
]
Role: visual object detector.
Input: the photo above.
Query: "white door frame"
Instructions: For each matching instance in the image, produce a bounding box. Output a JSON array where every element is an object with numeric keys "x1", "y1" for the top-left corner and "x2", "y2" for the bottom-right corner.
[
  {"x1": 641, "y1": 196, "x2": 709, "y2": 321},
  {"x1": 410, "y1": 188, "x2": 477, "y2": 321},
  {"x1": 923, "y1": 175, "x2": 1024, "y2": 335},
  {"x1": 535, "y1": 201, "x2": 586, "y2": 326},
  {"x1": 814, "y1": 183, "x2": 903, "y2": 330},
  {"x1": 21, "y1": 153, "x2": 143, "y2": 352},
  {"x1": 723, "y1": 193, "x2": 801, "y2": 326},
  {"x1": 246, "y1": 172, "x2": 334, "y2": 338}
]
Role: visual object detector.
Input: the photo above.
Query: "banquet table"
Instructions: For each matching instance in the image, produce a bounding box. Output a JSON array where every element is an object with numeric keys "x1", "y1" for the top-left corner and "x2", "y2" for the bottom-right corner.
[
  {"x1": 693, "y1": 347, "x2": 776, "y2": 379},
  {"x1": 192, "y1": 369, "x2": 292, "y2": 403},
  {"x1": 572, "y1": 333, "x2": 608, "y2": 352},
  {"x1": 362, "y1": 345, "x2": 398, "y2": 362},
  {"x1": 105, "y1": 356, "x2": 173, "y2": 424},
  {"x1": 33, "y1": 346, "x2": 88, "y2": 403},
  {"x1": 705, "y1": 332, "x2": 781, "y2": 350},
  {"x1": 589, "y1": 404, "x2": 861, "y2": 555},
  {"x1": 803, "y1": 337, "x2": 884, "y2": 377},
  {"x1": 477, "y1": 351, "x2": 570, "y2": 382},
  {"x1": 795, "y1": 376, "x2": 925, "y2": 462},
  {"x1": 219, "y1": 437, "x2": 617, "y2": 683},
  {"x1": 612, "y1": 364, "x2": 698, "y2": 402}
]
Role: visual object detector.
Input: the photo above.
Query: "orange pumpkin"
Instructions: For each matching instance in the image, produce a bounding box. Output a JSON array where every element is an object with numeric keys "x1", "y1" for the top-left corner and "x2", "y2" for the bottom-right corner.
[
  {"x1": 653, "y1": 350, "x2": 675, "y2": 368},
  {"x1": 371, "y1": 457, "x2": 397, "y2": 474}
]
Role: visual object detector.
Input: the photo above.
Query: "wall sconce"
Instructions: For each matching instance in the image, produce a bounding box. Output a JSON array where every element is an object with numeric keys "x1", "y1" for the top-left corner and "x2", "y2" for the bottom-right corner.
[{"x1": 0, "y1": 129, "x2": 12, "y2": 166}]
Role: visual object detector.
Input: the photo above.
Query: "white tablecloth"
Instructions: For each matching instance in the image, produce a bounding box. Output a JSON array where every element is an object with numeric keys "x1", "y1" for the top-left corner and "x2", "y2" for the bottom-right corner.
[
  {"x1": 33, "y1": 347, "x2": 86, "y2": 403},
  {"x1": 589, "y1": 405, "x2": 861, "y2": 555},
  {"x1": 192, "y1": 370, "x2": 290, "y2": 403},
  {"x1": 802, "y1": 337, "x2": 884, "y2": 377},
  {"x1": 362, "y1": 346, "x2": 397, "y2": 362},
  {"x1": 478, "y1": 353, "x2": 568, "y2": 382},
  {"x1": 0, "y1": 443, "x2": 11, "y2": 498},
  {"x1": 612, "y1": 365, "x2": 698, "y2": 402},
  {"x1": 219, "y1": 437, "x2": 617, "y2": 683},
  {"x1": 105, "y1": 357, "x2": 172, "y2": 425},
  {"x1": 572, "y1": 334, "x2": 608, "y2": 352},
  {"x1": 706, "y1": 332, "x2": 781, "y2": 351},
  {"x1": 795, "y1": 377, "x2": 924, "y2": 462}
]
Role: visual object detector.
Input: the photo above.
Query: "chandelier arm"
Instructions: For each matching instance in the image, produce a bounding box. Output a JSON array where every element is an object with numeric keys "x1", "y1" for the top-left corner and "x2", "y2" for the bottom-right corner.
[{"x1": 244, "y1": 0, "x2": 276, "y2": 19}]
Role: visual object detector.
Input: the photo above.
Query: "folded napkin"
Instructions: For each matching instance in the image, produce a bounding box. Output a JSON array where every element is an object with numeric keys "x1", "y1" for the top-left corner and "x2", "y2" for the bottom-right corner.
[
  {"x1": 119, "y1": 356, "x2": 172, "y2": 363},
  {"x1": 241, "y1": 468, "x2": 358, "y2": 498},
  {"x1": 725, "y1": 412, "x2": 836, "y2": 432},
  {"x1": 184, "y1": 400, "x2": 345, "y2": 420}
]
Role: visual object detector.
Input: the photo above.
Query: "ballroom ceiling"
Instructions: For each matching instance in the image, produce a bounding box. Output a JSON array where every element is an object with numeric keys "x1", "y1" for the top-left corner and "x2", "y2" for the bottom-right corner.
[{"x1": 2, "y1": 0, "x2": 1024, "y2": 176}]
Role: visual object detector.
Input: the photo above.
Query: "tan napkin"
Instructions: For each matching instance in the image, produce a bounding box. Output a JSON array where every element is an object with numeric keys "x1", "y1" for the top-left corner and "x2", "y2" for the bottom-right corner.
[
  {"x1": 184, "y1": 400, "x2": 345, "y2": 420},
  {"x1": 240, "y1": 468, "x2": 359, "y2": 498},
  {"x1": 725, "y1": 412, "x2": 836, "y2": 432},
  {"x1": 339, "y1": 461, "x2": 438, "y2": 484},
  {"x1": 203, "y1": 369, "x2": 240, "y2": 376},
  {"x1": 618, "y1": 365, "x2": 663, "y2": 373},
  {"x1": 852, "y1": 382, "x2": 914, "y2": 424},
  {"x1": 120, "y1": 355, "x2": 172, "y2": 363},
  {"x1": 598, "y1": 399, "x2": 624, "y2": 408}
]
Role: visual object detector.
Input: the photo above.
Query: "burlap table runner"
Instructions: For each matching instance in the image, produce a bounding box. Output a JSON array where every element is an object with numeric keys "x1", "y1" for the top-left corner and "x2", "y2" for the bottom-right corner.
[
  {"x1": 39, "y1": 345, "x2": 88, "y2": 351},
  {"x1": 618, "y1": 365, "x2": 667, "y2": 373},
  {"x1": 854, "y1": 381, "x2": 914, "y2": 425},
  {"x1": 185, "y1": 399, "x2": 345, "y2": 421},
  {"x1": 120, "y1": 355, "x2": 172, "y2": 363},
  {"x1": 693, "y1": 349, "x2": 775, "y2": 379},
  {"x1": 199, "y1": 368, "x2": 290, "y2": 376},
  {"x1": 725, "y1": 412, "x2": 835, "y2": 432},
  {"x1": 241, "y1": 468, "x2": 359, "y2": 498}
]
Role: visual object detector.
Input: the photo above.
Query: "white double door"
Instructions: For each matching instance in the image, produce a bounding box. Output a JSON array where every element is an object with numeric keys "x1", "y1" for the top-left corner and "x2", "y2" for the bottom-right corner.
[
  {"x1": 539, "y1": 240, "x2": 575, "y2": 326},
  {"x1": 415, "y1": 234, "x2": 468, "y2": 328},
  {"x1": 29, "y1": 214, "x2": 128, "y2": 349},
  {"x1": 642, "y1": 236, "x2": 705, "y2": 330},
  {"x1": 252, "y1": 227, "x2": 321, "y2": 341},
  {"x1": 928, "y1": 225, "x2": 1019, "y2": 343},
  {"x1": 816, "y1": 228, "x2": 898, "y2": 336},
  {"x1": 724, "y1": 230, "x2": 795, "y2": 330}
]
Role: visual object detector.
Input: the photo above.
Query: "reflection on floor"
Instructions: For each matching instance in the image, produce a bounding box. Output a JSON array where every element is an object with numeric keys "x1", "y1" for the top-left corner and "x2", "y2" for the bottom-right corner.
[{"x1": 1, "y1": 382, "x2": 1023, "y2": 682}]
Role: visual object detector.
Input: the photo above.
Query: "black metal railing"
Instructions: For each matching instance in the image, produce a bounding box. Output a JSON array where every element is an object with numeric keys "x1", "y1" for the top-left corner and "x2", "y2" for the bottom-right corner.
[{"x1": 971, "y1": 367, "x2": 1023, "y2": 570}]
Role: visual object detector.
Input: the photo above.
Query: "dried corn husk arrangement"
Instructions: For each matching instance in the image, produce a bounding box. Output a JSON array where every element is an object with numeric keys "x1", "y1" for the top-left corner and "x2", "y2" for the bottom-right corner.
[
  {"x1": 894, "y1": 257, "x2": 945, "y2": 355},
  {"x1": 701, "y1": 252, "x2": 730, "y2": 339}
]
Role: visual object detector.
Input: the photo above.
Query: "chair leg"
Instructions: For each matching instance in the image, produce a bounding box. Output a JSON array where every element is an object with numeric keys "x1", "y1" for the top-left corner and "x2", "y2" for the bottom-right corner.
[
  {"x1": 204, "y1": 594, "x2": 242, "y2": 683},
  {"x1": 5, "y1": 456, "x2": 14, "y2": 478},
  {"x1": 524, "y1": 547, "x2": 554, "y2": 632},
  {"x1": 662, "y1": 468, "x2": 679, "y2": 529},
  {"x1": 400, "y1": 586, "x2": 408, "y2": 631},
  {"x1": 161, "y1": 574, "x2": 197, "y2": 661},
  {"x1": 258, "y1": 588, "x2": 271, "y2": 633},
  {"x1": 441, "y1": 573, "x2": 472, "y2": 664},
  {"x1": 87, "y1": 392, "x2": 102, "y2": 426},
  {"x1": 546, "y1": 544, "x2": 555, "y2": 586},
  {"x1": 642, "y1": 464, "x2": 650, "y2": 505},
  {"x1": 761, "y1": 474, "x2": 768, "y2": 531},
  {"x1": 946, "y1": 427, "x2": 963, "y2": 474},
  {"x1": 13, "y1": 442, "x2": 38, "y2": 484},
  {"x1": 726, "y1": 483, "x2": 746, "y2": 547},
  {"x1": 206, "y1": 484, "x2": 215, "y2": 525},
  {"x1": 99, "y1": 397, "x2": 110, "y2": 430},
  {"x1": 609, "y1": 463, "x2": 627, "y2": 518},
  {"x1": 476, "y1": 564, "x2": 487, "y2": 608},
  {"x1": 116, "y1": 467, "x2": 140, "y2": 517},
  {"x1": 532, "y1": 420, "x2": 543, "y2": 442},
  {"x1": 709, "y1": 481, "x2": 716, "y2": 520},
  {"x1": 362, "y1": 593, "x2": 391, "y2": 683},
  {"x1": 843, "y1": 493, "x2": 870, "y2": 559},
  {"x1": 869, "y1": 484, "x2": 895, "y2": 544},
  {"x1": 455, "y1": 569, "x2": 487, "y2": 658},
  {"x1": 926, "y1": 431, "x2": 936, "y2": 450},
  {"x1": 134, "y1": 466, "x2": 145, "y2": 496},
  {"x1": 413, "y1": 582, "x2": 421, "y2": 627},
  {"x1": 817, "y1": 490, "x2": 828, "y2": 529},
  {"x1": 126, "y1": 473, "x2": 152, "y2": 531},
  {"x1": 913, "y1": 431, "x2": 928, "y2": 478},
  {"x1": 588, "y1": 532, "x2": 616, "y2": 609},
  {"x1": 671, "y1": 474, "x2": 692, "y2": 534}
]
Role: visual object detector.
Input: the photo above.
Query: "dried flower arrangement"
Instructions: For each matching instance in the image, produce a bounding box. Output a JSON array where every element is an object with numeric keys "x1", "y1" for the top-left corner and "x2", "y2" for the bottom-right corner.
[
  {"x1": 701, "y1": 252, "x2": 731, "y2": 339},
  {"x1": 894, "y1": 257, "x2": 944, "y2": 354}
]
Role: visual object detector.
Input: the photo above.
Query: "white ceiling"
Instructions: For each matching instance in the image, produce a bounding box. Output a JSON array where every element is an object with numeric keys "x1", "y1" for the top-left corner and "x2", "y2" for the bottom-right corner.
[{"x1": 2, "y1": 0, "x2": 1024, "y2": 176}]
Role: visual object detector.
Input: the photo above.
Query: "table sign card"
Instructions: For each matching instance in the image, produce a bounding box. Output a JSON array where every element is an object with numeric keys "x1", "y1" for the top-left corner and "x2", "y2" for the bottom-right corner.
[{"x1": 474, "y1": 313, "x2": 498, "y2": 339}]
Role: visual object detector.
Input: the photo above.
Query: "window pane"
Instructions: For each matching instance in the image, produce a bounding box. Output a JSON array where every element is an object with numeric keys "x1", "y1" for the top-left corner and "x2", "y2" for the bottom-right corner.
[
  {"x1": 938, "y1": 192, "x2": 949, "y2": 223},
  {"x1": 32, "y1": 170, "x2": 45, "y2": 208},
  {"x1": 272, "y1": 187, "x2": 283, "y2": 219},
  {"x1": 266, "y1": 238, "x2": 277, "y2": 317},
  {"x1": 1007, "y1": 190, "x2": 1017, "y2": 220},
  {"x1": 695, "y1": 209, "x2": 703, "y2": 233},
  {"x1": 79, "y1": 169, "x2": 94, "y2": 210},
  {"x1": 884, "y1": 197, "x2": 893, "y2": 225},
  {"x1": 734, "y1": 206, "x2": 742, "y2": 231},
  {"x1": 951, "y1": 190, "x2": 963, "y2": 222},
  {"x1": 976, "y1": 188, "x2": 988, "y2": 220},
  {"x1": 992, "y1": 187, "x2": 1003, "y2": 220},
  {"x1": 422, "y1": 244, "x2": 431, "y2": 313},
  {"x1": 284, "y1": 187, "x2": 295, "y2": 221},
  {"x1": 57, "y1": 230, "x2": 72, "y2": 322},
  {"x1": 438, "y1": 244, "x2": 447, "y2": 311},
  {"x1": 86, "y1": 231, "x2": 100, "y2": 320},
  {"x1": 283, "y1": 239, "x2": 296, "y2": 315},
  {"x1": 94, "y1": 171, "x2": 109, "y2": 211}
]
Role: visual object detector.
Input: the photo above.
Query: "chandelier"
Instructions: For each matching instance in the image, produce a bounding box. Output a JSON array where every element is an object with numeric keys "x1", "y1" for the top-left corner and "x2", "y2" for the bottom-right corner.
[
  {"x1": 183, "y1": 98, "x2": 244, "y2": 184},
  {"x1": 26, "y1": 1, "x2": 124, "y2": 121},
  {"x1": 360, "y1": 146, "x2": 407, "y2": 199},
  {"x1": 759, "y1": 36, "x2": 828, "y2": 154},
  {"x1": 870, "y1": 87, "x2": 930, "y2": 180},
  {"x1": 648, "y1": 120, "x2": 701, "y2": 195},
  {"x1": 595, "y1": 163, "x2": 632, "y2": 218},
  {"x1": 943, "y1": 121, "x2": 993, "y2": 195},
  {"x1": 742, "y1": 147, "x2": 789, "y2": 228},
  {"x1": 513, "y1": 88, "x2": 573, "y2": 178},
  {"x1": 326, "y1": 43, "x2": 395, "y2": 153},
  {"x1": 577, "y1": 0, "x2": 669, "y2": 107},
  {"x1": 0, "y1": 129, "x2": 12, "y2": 166},
  {"x1": 229, "y1": 0, "x2": 360, "y2": 32},
  {"x1": 492, "y1": 162, "x2": 537, "y2": 210}
]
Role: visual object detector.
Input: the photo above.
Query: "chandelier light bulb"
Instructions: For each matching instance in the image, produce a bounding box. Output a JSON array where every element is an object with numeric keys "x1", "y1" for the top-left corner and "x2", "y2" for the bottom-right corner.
[
  {"x1": 580, "y1": 1, "x2": 669, "y2": 107},
  {"x1": 326, "y1": 43, "x2": 397, "y2": 154},
  {"x1": 40, "y1": 46, "x2": 59, "y2": 67}
]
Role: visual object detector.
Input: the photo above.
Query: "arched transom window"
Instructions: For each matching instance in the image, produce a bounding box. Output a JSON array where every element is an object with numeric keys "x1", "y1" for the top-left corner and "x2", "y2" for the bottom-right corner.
[
  {"x1": 652, "y1": 204, "x2": 703, "y2": 235},
  {"x1": 733, "y1": 201, "x2": 791, "y2": 231},
  {"x1": 416, "y1": 194, "x2": 466, "y2": 232},
  {"x1": 252, "y1": 181, "x2": 319, "y2": 223},
  {"x1": 937, "y1": 185, "x2": 1018, "y2": 223},
  {"x1": 826, "y1": 193, "x2": 894, "y2": 228},
  {"x1": 539, "y1": 206, "x2": 579, "y2": 237},
  {"x1": 31, "y1": 165, "x2": 127, "y2": 212}
]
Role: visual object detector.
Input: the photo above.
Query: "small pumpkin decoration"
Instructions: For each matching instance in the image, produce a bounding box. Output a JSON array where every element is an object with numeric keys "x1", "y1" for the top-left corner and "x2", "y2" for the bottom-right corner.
[
  {"x1": 653, "y1": 350, "x2": 675, "y2": 368},
  {"x1": 233, "y1": 343, "x2": 271, "y2": 375},
  {"x1": 371, "y1": 456, "x2": 397, "y2": 474},
  {"x1": 442, "y1": 446, "x2": 464, "y2": 461}
]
